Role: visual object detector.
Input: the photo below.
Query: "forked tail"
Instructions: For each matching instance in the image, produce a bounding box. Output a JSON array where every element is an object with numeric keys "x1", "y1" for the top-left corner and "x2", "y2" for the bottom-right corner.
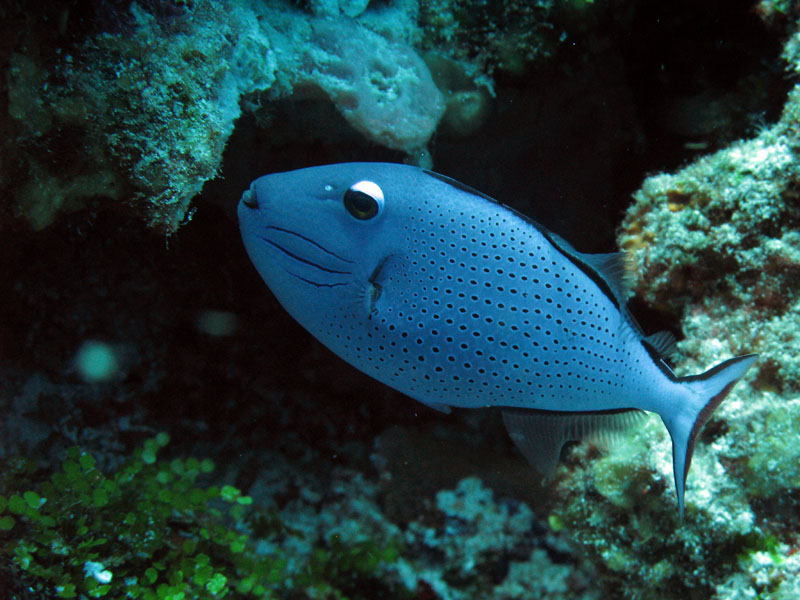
[{"x1": 662, "y1": 354, "x2": 758, "y2": 518}]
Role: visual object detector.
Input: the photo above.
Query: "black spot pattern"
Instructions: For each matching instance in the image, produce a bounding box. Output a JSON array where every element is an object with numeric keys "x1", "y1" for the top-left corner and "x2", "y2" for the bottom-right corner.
[{"x1": 319, "y1": 186, "x2": 651, "y2": 411}]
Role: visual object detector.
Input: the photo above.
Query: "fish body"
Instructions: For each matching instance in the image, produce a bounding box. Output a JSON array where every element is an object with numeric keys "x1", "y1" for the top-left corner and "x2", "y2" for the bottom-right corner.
[{"x1": 238, "y1": 162, "x2": 756, "y2": 515}]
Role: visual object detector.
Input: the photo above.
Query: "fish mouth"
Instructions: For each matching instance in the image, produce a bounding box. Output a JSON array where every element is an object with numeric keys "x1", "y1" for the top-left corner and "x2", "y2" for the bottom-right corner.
[
  {"x1": 241, "y1": 187, "x2": 258, "y2": 209},
  {"x1": 256, "y1": 226, "x2": 355, "y2": 288}
]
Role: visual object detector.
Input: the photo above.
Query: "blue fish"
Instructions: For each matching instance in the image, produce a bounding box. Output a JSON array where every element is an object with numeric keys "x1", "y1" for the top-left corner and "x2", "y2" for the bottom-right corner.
[{"x1": 238, "y1": 162, "x2": 756, "y2": 516}]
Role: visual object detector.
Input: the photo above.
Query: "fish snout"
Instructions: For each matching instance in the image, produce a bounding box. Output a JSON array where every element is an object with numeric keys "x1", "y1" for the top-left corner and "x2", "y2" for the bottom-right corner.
[{"x1": 240, "y1": 184, "x2": 258, "y2": 209}]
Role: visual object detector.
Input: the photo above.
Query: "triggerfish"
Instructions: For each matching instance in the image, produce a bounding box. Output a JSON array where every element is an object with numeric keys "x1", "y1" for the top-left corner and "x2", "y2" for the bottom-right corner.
[{"x1": 237, "y1": 162, "x2": 757, "y2": 516}]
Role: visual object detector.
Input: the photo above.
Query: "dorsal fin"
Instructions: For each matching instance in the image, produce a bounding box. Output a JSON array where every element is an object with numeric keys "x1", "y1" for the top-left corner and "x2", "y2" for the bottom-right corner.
[
  {"x1": 420, "y1": 175, "x2": 638, "y2": 313},
  {"x1": 545, "y1": 233, "x2": 635, "y2": 306},
  {"x1": 423, "y1": 170, "x2": 640, "y2": 330},
  {"x1": 573, "y1": 251, "x2": 635, "y2": 305},
  {"x1": 644, "y1": 330, "x2": 679, "y2": 361}
]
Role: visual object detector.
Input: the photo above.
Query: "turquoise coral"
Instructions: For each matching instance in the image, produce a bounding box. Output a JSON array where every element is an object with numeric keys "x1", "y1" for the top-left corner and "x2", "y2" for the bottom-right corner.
[{"x1": 0, "y1": 0, "x2": 580, "y2": 233}]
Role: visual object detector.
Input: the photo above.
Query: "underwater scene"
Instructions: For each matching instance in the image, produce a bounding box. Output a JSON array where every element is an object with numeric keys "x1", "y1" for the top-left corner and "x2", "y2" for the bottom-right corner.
[{"x1": 1, "y1": 0, "x2": 799, "y2": 598}]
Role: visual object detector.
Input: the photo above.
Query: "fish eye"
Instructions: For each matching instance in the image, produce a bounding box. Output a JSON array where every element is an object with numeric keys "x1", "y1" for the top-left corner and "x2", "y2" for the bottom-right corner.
[{"x1": 343, "y1": 180, "x2": 384, "y2": 220}]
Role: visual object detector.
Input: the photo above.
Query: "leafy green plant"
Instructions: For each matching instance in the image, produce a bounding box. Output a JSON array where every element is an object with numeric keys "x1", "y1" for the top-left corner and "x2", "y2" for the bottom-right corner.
[
  {"x1": 736, "y1": 532, "x2": 786, "y2": 566},
  {"x1": 0, "y1": 434, "x2": 404, "y2": 600},
  {"x1": 299, "y1": 534, "x2": 403, "y2": 599},
  {"x1": 0, "y1": 434, "x2": 282, "y2": 599}
]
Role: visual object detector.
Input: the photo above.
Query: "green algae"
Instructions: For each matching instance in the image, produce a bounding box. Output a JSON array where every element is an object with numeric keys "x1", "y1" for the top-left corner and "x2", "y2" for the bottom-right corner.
[{"x1": 0, "y1": 434, "x2": 402, "y2": 600}]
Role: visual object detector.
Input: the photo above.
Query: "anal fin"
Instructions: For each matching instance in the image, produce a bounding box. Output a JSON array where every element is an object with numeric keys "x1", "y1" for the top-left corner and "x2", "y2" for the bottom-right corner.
[
  {"x1": 502, "y1": 408, "x2": 647, "y2": 476},
  {"x1": 418, "y1": 400, "x2": 452, "y2": 414}
]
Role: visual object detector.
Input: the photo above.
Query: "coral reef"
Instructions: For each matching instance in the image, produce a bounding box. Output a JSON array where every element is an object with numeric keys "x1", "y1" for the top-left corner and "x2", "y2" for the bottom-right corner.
[
  {"x1": 399, "y1": 477, "x2": 598, "y2": 600},
  {"x1": 616, "y1": 65, "x2": 800, "y2": 493},
  {"x1": 418, "y1": 0, "x2": 560, "y2": 79},
  {"x1": 548, "y1": 414, "x2": 799, "y2": 599},
  {"x1": 1, "y1": 0, "x2": 445, "y2": 233},
  {"x1": 4, "y1": 2, "x2": 273, "y2": 233},
  {"x1": 3, "y1": 1, "x2": 800, "y2": 599},
  {"x1": 264, "y1": 8, "x2": 444, "y2": 156},
  {"x1": 537, "y1": 13, "x2": 800, "y2": 600},
  {"x1": 0, "y1": 434, "x2": 598, "y2": 600}
]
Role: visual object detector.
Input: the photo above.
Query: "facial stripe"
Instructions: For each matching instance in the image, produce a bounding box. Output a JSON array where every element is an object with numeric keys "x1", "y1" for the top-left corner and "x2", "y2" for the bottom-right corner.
[
  {"x1": 257, "y1": 235, "x2": 353, "y2": 275},
  {"x1": 266, "y1": 226, "x2": 354, "y2": 264},
  {"x1": 282, "y1": 267, "x2": 349, "y2": 288}
]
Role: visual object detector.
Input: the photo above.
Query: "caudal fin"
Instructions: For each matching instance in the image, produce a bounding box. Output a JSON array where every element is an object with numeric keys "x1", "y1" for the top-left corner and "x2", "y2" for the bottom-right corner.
[{"x1": 662, "y1": 354, "x2": 758, "y2": 518}]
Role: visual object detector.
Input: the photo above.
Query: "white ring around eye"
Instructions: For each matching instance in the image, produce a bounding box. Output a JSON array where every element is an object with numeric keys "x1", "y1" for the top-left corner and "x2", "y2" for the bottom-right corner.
[{"x1": 351, "y1": 180, "x2": 384, "y2": 204}]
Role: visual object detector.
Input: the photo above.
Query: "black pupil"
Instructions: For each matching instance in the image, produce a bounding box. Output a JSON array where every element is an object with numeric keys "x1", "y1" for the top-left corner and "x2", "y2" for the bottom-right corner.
[{"x1": 345, "y1": 189, "x2": 378, "y2": 219}]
